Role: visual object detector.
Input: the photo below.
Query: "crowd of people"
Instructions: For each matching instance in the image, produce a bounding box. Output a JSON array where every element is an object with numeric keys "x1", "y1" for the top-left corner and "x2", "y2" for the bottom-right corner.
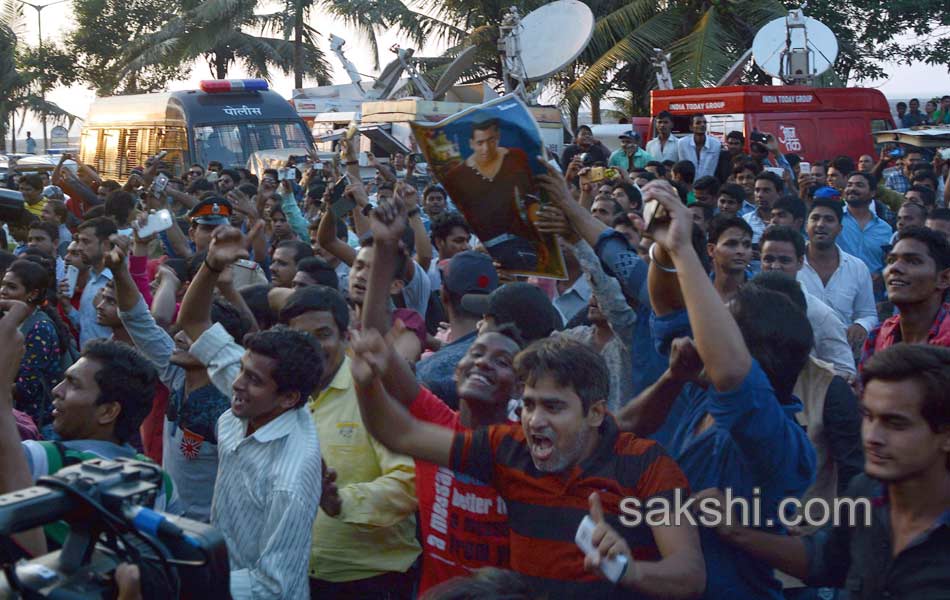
[{"x1": 0, "y1": 107, "x2": 948, "y2": 600}]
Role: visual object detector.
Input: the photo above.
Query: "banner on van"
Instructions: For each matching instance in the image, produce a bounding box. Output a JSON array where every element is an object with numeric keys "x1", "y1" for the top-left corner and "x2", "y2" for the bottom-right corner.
[{"x1": 411, "y1": 94, "x2": 567, "y2": 280}]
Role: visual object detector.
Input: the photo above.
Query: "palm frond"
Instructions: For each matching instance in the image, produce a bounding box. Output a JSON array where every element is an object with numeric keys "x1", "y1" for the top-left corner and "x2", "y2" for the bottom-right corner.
[{"x1": 668, "y1": 7, "x2": 741, "y2": 87}]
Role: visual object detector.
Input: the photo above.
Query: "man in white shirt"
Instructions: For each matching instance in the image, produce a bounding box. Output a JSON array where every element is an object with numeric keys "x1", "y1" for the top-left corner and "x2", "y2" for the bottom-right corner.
[
  {"x1": 743, "y1": 171, "x2": 783, "y2": 245},
  {"x1": 796, "y1": 199, "x2": 878, "y2": 353},
  {"x1": 645, "y1": 110, "x2": 680, "y2": 163},
  {"x1": 676, "y1": 114, "x2": 722, "y2": 180},
  {"x1": 759, "y1": 225, "x2": 857, "y2": 379},
  {"x1": 178, "y1": 225, "x2": 325, "y2": 600}
]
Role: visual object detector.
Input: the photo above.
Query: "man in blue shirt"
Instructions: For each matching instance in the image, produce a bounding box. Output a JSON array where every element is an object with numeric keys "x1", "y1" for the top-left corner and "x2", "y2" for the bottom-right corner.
[
  {"x1": 615, "y1": 179, "x2": 816, "y2": 599},
  {"x1": 61, "y1": 217, "x2": 116, "y2": 349},
  {"x1": 837, "y1": 172, "x2": 894, "y2": 277}
]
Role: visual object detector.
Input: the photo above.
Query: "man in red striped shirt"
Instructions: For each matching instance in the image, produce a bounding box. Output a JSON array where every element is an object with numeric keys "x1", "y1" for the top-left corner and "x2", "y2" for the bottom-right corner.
[{"x1": 352, "y1": 331, "x2": 705, "y2": 599}]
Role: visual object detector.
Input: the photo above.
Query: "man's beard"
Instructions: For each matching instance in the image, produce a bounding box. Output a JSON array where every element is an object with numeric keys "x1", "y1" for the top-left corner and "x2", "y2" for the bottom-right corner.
[{"x1": 846, "y1": 198, "x2": 871, "y2": 209}]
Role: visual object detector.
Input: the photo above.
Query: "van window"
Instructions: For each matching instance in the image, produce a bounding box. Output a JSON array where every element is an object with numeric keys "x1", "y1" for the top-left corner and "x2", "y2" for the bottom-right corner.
[
  {"x1": 870, "y1": 119, "x2": 889, "y2": 133},
  {"x1": 194, "y1": 122, "x2": 310, "y2": 168}
]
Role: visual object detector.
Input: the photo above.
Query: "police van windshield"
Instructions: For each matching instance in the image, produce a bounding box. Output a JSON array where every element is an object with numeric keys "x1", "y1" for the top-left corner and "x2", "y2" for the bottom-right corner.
[{"x1": 194, "y1": 122, "x2": 310, "y2": 168}]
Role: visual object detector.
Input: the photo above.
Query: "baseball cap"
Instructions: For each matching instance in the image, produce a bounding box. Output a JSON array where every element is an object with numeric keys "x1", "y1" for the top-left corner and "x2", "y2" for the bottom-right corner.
[
  {"x1": 443, "y1": 251, "x2": 499, "y2": 297},
  {"x1": 813, "y1": 186, "x2": 842, "y2": 200},
  {"x1": 187, "y1": 197, "x2": 233, "y2": 225},
  {"x1": 42, "y1": 185, "x2": 64, "y2": 199},
  {"x1": 461, "y1": 282, "x2": 562, "y2": 343},
  {"x1": 619, "y1": 130, "x2": 641, "y2": 141}
]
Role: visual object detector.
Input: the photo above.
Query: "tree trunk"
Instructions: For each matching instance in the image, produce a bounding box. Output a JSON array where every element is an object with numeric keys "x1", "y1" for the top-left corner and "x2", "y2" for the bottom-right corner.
[
  {"x1": 294, "y1": 3, "x2": 304, "y2": 89},
  {"x1": 590, "y1": 94, "x2": 602, "y2": 124},
  {"x1": 569, "y1": 104, "x2": 579, "y2": 134},
  {"x1": 214, "y1": 51, "x2": 228, "y2": 79}
]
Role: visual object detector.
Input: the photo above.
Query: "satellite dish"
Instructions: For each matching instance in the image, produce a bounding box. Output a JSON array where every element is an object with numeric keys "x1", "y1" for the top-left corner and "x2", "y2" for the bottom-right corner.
[
  {"x1": 510, "y1": 0, "x2": 594, "y2": 83},
  {"x1": 752, "y1": 10, "x2": 838, "y2": 84},
  {"x1": 432, "y1": 46, "x2": 478, "y2": 100},
  {"x1": 369, "y1": 49, "x2": 412, "y2": 100}
]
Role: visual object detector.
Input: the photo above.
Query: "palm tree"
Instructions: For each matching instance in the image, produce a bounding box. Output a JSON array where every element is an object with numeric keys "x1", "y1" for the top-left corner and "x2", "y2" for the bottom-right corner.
[
  {"x1": 566, "y1": 0, "x2": 788, "y2": 115},
  {"x1": 121, "y1": 0, "x2": 333, "y2": 84},
  {"x1": 0, "y1": 23, "x2": 74, "y2": 152}
]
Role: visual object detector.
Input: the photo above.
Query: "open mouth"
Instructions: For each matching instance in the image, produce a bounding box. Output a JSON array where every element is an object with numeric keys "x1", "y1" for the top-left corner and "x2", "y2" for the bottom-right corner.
[{"x1": 529, "y1": 434, "x2": 554, "y2": 461}]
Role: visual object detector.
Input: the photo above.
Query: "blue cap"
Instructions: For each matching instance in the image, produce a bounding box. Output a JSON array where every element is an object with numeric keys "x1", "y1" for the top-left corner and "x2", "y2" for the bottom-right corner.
[{"x1": 813, "y1": 186, "x2": 841, "y2": 200}]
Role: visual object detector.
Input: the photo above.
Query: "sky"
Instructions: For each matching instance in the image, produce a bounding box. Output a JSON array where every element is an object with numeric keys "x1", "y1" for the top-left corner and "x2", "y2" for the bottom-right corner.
[{"x1": 10, "y1": 0, "x2": 950, "y2": 143}]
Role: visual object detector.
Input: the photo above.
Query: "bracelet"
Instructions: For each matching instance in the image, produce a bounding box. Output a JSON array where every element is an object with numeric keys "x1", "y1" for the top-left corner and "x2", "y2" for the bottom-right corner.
[
  {"x1": 649, "y1": 243, "x2": 677, "y2": 273},
  {"x1": 344, "y1": 160, "x2": 358, "y2": 165},
  {"x1": 203, "y1": 258, "x2": 223, "y2": 274}
]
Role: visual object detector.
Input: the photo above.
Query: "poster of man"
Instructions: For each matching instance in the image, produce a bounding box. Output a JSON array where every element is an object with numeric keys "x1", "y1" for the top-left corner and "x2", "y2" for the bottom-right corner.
[{"x1": 411, "y1": 95, "x2": 567, "y2": 279}]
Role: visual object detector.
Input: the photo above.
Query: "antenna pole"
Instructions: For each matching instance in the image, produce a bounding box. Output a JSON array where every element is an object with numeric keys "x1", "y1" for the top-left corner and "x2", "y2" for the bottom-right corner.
[
  {"x1": 499, "y1": 7, "x2": 528, "y2": 99},
  {"x1": 329, "y1": 34, "x2": 366, "y2": 96}
]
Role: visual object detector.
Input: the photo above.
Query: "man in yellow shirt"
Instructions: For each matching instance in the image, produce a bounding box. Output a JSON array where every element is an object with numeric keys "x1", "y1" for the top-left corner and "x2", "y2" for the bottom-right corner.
[{"x1": 277, "y1": 285, "x2": 420, "y2": 598}]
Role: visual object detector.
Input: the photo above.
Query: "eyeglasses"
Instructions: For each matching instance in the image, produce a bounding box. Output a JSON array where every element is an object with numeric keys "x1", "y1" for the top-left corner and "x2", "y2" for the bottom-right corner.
[{"x1": 188, "y1": 171, "x2": 202, "y2": 176}]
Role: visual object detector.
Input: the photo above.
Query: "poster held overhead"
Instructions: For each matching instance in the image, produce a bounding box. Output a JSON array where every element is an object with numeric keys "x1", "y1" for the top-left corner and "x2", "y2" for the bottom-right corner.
[{"x1": 411, "y1": 95, "x2": 567, "y2": 279}]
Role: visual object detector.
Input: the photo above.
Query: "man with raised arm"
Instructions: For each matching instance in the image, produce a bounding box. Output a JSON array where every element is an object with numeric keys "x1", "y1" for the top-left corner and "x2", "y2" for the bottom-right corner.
[
  {"x1": 614, "y1": 179, "x2": 816, "y2": 598},
  {"x1": 352, "y1": 180, "x2": 705, "y2": 599}
]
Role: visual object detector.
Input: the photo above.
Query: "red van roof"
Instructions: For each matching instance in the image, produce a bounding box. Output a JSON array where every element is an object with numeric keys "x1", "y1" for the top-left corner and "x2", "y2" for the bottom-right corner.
[{"x1": 650, "y1": 85, "x2": 890, "y2": 116}]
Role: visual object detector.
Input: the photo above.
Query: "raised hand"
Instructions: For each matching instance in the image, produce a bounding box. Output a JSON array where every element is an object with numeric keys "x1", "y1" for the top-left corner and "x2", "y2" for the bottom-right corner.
[
  {"x1": 155, "y1": 264, "x2": 182, "y2": 290},
  {"x1": 640, "y1": 180, "x2": 692, "y2": 256},
  {"x1": 206, "y1": 222, "x2": 263, "y2": 271},
  {"x1": 0, "y1": 300, "x2": 30, "y2": 390},
  {"x1": 344, "y1": 183, "x2": 370, "y2": 208},
  {"x1": 535, "y1": 156, "x2": 574, "y2": 208},
  {"x1": 369, "y1": 196, "x2": 408, "y2": 245},
  {"x1": 104, "y1": 234, "x2": 131, "y2": 271},
  {"x1": 227, "y1": 189, "x2": 259, "y2": 220},
  {"x1": 584, "y1": 493, "x2": 634, "y2": 582},
  {"x1": 668, "y1": 337, "x2": 704, "y2": 383},
  {"x1": 534, "y1": 204, "x2": 578, "y2": 243},
  {"x1": 349, "y1": 328, "x2": 393, "y2": 387}
]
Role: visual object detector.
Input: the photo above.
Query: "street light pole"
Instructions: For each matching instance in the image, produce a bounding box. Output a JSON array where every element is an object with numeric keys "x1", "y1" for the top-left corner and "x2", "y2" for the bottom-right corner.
[{"x1": 13, "y1": 0, "x2": 70, "y2": 153}]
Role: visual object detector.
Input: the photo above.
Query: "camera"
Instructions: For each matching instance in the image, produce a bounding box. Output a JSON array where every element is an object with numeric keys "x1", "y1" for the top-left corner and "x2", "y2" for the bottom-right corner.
[
  {"x1": 0, "y1": 458, "x2": 229, "y2": 599},
  {"x1": 750, "y1": 131, "x2": 770, "y2": 144}
]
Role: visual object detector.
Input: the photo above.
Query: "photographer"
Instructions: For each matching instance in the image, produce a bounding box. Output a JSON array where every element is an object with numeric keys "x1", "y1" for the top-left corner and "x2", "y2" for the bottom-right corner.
[{"x1": 0, "y1": 299, "x2": 179, "y2": 559}]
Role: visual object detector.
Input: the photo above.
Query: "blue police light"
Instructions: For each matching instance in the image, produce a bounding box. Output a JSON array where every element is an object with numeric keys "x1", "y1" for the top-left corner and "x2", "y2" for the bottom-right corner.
[{"x1": 199, "y1": 79, "x2": 269, "y2": 93}]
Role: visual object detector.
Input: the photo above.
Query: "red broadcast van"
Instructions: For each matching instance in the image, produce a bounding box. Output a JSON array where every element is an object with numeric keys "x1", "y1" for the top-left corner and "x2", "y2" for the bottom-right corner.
[{"x1": 650, "y1": 85, "x2": 895, "y2": 161}]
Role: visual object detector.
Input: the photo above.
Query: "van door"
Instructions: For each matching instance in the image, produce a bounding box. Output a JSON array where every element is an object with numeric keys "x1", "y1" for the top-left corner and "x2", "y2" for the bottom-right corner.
[{"x1": 751, "y1": 116, "x2": 815, "y2": 159}]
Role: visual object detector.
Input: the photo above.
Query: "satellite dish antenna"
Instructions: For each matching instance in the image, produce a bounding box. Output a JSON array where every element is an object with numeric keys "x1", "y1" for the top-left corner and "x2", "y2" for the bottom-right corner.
[
  {"x1": 752, "y1": 9, "x2": 838, "y2": 84},
  {"x1": 432, "y1": 46, "x2": 478, "y2": 100},
  {"x1": 499, "y1": 0, "x2": 594, "y2": 101},
  {"x1": 368, "y1": 49, "x2": 411, "y2": 100}
]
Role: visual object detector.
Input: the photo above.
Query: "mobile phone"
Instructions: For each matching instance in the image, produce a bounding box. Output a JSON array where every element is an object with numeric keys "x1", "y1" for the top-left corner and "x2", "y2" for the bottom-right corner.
[
  {"x1": 575, "y1": 516, "x2": 629, "y2": 583},
  {"x1": 137, "y1": 209, "x2": 174, "y2": 237},
  {"x1": 764, "y1": 166, "x2": 785, "y2": 177},
  {"x1": 328, "y1": 177, "x2": 354, "y2": 220},
  {"x1": 751, "y1": 131, "x2": 769, "y2": 144},
  {"x1": 62, "y1": 265, "x2": 79, "y2": 298},
  {"x1": 152, "y1": 173, "x2": 169, "y2": 194},
  {"x1": 605, "y1": 168, "x2": 618, "y2": 180},
  {"x1": 940, "y1": 148, "x2": 950, "y2": 160},
  {"x1": 155, "y1": 150, "x2": 168, "y2": 160},
  {"x1": 589, "y1": 166, "x2": 606, "y2": 182},
  {"x1": 206, "y1": 171, "x2": 219, "y2": 183},
  {"x1": 798, "y1": 161, "x2": 811, "y2": 175},
  {"x1": 888, "y1": 147, "x2": 904, "y2": 158},
  {"x1": 278, "y1": 167, "x2": 296, "y2": 181},
  {"x1": 642, "y1": 199, "x2": 670, "y2": 233}
]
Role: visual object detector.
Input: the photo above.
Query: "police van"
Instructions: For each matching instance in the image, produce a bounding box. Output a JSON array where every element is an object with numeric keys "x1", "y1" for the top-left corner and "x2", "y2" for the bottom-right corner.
[{"x1": 79, "y1": 80, "x2": 314, "y2": 183}]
